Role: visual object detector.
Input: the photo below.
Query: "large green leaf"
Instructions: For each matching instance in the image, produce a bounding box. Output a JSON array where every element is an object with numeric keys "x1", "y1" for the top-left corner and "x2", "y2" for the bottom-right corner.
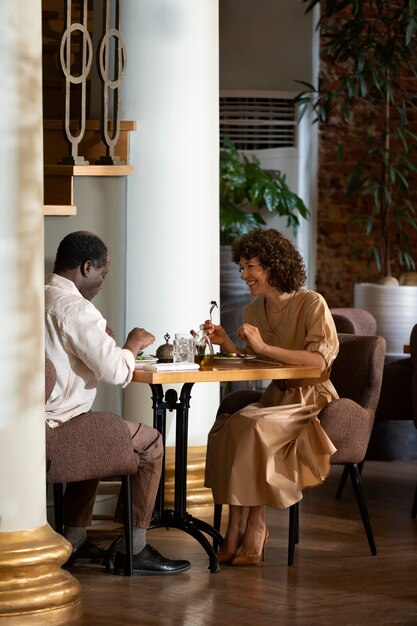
[{"x1": 220, "y1": 138, "x2": 310, "y2": 243}]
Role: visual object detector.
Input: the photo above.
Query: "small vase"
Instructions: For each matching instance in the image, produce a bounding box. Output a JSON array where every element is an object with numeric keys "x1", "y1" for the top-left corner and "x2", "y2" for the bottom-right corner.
[{"x1": 354, "y1": 282, "x2": 417, "y2": 357}]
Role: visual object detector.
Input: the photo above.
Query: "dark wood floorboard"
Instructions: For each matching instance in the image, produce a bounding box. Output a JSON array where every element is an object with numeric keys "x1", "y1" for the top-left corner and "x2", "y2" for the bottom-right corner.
[{"x1": 65, "y1": 461, "x2": 417, "y2": 626}]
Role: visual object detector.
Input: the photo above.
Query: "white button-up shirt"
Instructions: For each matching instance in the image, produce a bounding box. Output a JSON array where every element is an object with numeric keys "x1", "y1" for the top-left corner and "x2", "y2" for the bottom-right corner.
[{"x1": 45, "y1": 273, "x2": 135, "y2": 427}]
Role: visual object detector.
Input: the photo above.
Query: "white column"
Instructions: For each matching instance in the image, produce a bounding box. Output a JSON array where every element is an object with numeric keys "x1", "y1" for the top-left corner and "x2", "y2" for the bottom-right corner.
[
  {"x1": 0, "y1": 2, "x2": 80, "y2": 622},
  {"x1": 121, "y1": 0, "x2": 220, "y2": 445},
  {"x1": 0, "y1": 0, "x2": 45, "y2": 538}
]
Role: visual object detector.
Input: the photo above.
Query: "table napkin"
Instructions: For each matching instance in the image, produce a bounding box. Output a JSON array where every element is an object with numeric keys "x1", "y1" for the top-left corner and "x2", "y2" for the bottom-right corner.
[{"x1": 143, "y1": 362, "x2": 200, "y2": 372}]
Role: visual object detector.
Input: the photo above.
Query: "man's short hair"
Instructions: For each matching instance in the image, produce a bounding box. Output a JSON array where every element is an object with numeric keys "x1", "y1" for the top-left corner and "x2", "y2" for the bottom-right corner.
[{"x1": 53, "y1": 231, "x2": 108, "y2": 273}]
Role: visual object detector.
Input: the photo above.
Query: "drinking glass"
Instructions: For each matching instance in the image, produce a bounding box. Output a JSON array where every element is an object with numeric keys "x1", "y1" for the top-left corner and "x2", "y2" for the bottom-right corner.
[{"x1": 173, "y1": 334, "x2": 195, "y2": 363}]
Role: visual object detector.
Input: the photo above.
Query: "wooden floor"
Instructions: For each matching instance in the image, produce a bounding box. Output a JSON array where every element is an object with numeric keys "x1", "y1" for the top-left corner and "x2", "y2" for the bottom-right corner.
[{"x1": 65, "y1": 461, "x2": 417, "y2": 626}]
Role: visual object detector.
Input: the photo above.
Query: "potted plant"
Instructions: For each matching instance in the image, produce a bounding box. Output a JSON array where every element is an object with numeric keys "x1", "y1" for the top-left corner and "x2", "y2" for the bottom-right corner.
[
  {"x1": 296, "y1": 0, "x2": 417, "y2": 355},
  {"x1": 219, "y1": 137, "x2": 309, "y2": 295}
]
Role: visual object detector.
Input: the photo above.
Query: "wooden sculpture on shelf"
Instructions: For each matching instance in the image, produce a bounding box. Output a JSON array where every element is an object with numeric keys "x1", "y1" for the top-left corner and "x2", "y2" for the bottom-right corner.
[
  {"x1": 42, "y1": 1, "x2": 135, "y2": 215},
  {"x1": 59, "y1": 0, "x2": 92, "y2": 165}
]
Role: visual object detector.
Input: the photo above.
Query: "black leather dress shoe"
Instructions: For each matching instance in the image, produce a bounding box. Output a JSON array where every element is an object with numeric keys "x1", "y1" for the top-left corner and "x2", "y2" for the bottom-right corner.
[
  {"x1": 113, "y1": 544, "x2": 191, "y2": 576},
  {"x1": 66, "y1": 537, "x2": 106, "y2": 566}
]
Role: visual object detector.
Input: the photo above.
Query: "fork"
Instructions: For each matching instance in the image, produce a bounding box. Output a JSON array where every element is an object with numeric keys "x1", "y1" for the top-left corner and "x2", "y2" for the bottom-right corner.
[{"x1": 209, "y1": 300, "x2": 218, "y2": 322}]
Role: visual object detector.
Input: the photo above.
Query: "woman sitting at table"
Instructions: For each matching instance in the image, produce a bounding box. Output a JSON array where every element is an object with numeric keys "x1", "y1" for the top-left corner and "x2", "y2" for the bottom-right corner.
[{"x1": 204, "y1": 228, "x2": 339, "y2": 566}]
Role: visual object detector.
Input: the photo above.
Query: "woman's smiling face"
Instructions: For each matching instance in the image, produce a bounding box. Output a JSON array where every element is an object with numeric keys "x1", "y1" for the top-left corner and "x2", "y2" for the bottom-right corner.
[{"x1": 239, "y1": 256, "x2": 272, "y2": 296}]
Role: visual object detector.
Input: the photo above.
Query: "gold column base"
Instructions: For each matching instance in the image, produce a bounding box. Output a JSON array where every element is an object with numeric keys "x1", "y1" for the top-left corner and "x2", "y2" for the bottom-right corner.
[
  {"x1": 164, "y1": 445, "x2": 214, "y2": 518},
  {"x1": 0, "y1": 523, "x2": 81, "y2": 624}
]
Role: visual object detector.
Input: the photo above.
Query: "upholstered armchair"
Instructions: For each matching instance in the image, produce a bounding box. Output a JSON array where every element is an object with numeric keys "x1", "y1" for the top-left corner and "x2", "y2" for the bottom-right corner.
[{"x1": 330, "y1": 307, "x2": 377, "y2": 335}]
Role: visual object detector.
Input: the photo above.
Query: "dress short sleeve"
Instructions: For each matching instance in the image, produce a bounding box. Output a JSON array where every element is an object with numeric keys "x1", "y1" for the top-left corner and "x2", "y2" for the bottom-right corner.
[{"x1": 304, "y1": 293, "x2": 339, "y2": 368}]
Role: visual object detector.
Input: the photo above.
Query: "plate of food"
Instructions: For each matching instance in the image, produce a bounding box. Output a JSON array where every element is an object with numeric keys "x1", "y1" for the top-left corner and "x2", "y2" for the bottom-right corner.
[
  {"x1": 213, "y1": 352, "x2": 257, "y2": 365},
  {"x1": 135, "y1": 354, "x2": 158, "y2": 368}
]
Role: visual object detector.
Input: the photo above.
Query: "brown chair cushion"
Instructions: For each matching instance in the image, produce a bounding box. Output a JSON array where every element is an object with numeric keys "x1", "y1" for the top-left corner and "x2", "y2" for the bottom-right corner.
[
  {"x1": 330, "y1": 308, "x2": 378, "y2": 335},
  {"x1": 330, "y1": 334, "x2": 385, "y2": 413},
  {"x1": 46, "y1": 411, "x2": 140, "y2": 483},
  {"x1": 217, "y1": 389, "x2": 263, "y2": 416},
  {"x1": 319, "y1": 399, "x2": 373, "y2": 463},
  {"x1": 323, "y1": 334, "x2": 386, "y2": 464}
]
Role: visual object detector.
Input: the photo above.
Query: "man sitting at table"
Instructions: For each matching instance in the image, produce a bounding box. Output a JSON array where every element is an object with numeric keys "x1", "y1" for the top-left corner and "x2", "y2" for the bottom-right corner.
[{"x1": 45, "y1": 230, "x2": 190, "y2": 576}]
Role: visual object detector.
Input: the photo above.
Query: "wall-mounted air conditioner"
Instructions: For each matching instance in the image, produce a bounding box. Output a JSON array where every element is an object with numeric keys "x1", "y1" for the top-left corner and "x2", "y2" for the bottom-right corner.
[{"x1": 220, "y1": 89, "x2": 316, "y2": 286}]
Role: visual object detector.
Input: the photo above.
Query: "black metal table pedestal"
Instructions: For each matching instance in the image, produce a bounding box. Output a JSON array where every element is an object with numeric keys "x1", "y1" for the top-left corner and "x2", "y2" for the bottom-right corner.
[{"x1": 148, "y1": 382, "x2": 223, "y2": 573}]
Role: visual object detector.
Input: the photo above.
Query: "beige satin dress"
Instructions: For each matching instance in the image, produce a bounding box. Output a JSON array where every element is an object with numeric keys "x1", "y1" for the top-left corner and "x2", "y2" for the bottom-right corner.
[{"x1": 205, "y1": 289, "x2": 340, "y2": 509}]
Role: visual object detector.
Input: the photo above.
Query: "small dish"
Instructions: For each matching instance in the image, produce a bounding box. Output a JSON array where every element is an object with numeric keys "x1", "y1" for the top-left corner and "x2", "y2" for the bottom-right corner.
[
  {"x1": 135, "y1": 355, "x2": 158, "y2": 368},
  {"x1": 213, "y1": 355, "x2": 244, "y2": 366},
  {"x1": 213, "y1": 355, "x2": 244, "y2": 363},
  {"x1": 213, "y1": 353, "x2": 258, "y2": 365},
  {"x1": 213, "y1": 353, "x2": 257, "y2": 365}
]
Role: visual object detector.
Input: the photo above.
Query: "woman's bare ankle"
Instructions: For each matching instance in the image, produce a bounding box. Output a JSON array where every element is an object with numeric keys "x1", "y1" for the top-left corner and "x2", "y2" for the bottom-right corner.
[
  {"x1": 239, "y1": 522, "x2": 267, "y2": 556},
  {"x1": 221, "y1": 525, "x2": 244, "y2": 553}
]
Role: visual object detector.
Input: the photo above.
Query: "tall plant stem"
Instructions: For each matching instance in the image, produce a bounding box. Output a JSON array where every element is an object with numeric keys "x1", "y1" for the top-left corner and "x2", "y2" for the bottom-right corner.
[{"x1": 381, "y1": 81, "x2": 391, "y2": 278}]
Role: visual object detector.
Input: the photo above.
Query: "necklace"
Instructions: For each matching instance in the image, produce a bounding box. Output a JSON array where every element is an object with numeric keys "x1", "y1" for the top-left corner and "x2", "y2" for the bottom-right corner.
[{"x1": 265, "y1": 292, "x2": 295, "y2": 314}]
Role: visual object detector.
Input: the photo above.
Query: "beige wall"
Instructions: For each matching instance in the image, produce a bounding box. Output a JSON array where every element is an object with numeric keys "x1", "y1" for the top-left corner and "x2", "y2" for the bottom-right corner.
[
  {"x1": 44, "y1": 177, "x2": 127, "y2": 415},
  {"x1": 220, "y1": 0, "x2": 316, "y2": 90}
]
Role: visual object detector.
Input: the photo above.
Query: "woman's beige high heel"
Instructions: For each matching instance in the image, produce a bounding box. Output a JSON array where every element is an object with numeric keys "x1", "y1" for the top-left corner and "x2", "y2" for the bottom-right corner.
[
  {"x1": 231, "y1": 529, "x2": 269, "y2": 566},
  {"x1": 217, "y1": 532, "x2": 244, "y2": 565},
  {"x1": 217, "y1": 550, "x2": 237, "y2": 564}
]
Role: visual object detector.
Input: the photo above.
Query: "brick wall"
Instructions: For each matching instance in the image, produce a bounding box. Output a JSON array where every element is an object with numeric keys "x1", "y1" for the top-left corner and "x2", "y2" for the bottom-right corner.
[{"x1": 314, "y1": 3, "x2": 417, "y2": 307}]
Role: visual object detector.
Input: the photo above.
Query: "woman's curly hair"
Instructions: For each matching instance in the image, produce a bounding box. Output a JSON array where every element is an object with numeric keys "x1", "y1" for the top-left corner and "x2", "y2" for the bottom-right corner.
[{"x1": 231, "y1": 229, "x2": 306, "y2": 292}]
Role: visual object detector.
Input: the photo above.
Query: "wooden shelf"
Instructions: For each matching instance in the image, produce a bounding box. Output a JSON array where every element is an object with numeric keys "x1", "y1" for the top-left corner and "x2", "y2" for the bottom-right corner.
[
  {"x1": 44, "y1": 204, "x2": 77, "y2": 216},
  {"x1": 43, "y1": 120, "x2": 137, "y2": 165},
  {"x1": 45, "y1": 164, "x2": 134, "y2": 177},
  {"x1": 43, "y1": 119, "x2": 136, "y2": 215}
]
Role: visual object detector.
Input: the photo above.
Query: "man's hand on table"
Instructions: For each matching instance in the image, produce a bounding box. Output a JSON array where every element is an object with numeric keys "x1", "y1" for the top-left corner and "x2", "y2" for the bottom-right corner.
[{"x1": 124, "y1": 327, "x2": 155, "y2": 358}]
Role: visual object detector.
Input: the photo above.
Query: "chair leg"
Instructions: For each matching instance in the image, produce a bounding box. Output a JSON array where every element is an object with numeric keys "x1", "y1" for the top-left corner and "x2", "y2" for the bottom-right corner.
[
  {"x1": 121, "y1": 475, "x2": 133, "y2": 576},
  {"x1": 348, "y1": 463, "x2": 377, "y2": 555},
  {"x1": 335, "y1": 465, "x2": 349, "y2": 500},
  {"x1": 213, "y1": 503, "x2": 223, "y2": 551},
  {"x1": 288, "y1": 502, "x2": 299, "y2": 566},
  {"x1": 411, "y1": 482, "x2": 417, "y2": 519},
  {"x1": 53, "y1": 483, "x2": 64, "y2": 535},
  {"x1": 336, "y1": 461, "x2": 365, "y2": 500}
]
